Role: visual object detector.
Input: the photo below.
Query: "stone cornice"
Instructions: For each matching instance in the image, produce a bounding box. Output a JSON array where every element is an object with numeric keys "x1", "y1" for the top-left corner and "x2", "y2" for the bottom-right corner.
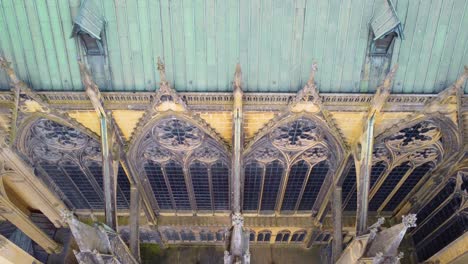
[{"x1": 2, "y1": 91, "x2": 466, "y2": 112}]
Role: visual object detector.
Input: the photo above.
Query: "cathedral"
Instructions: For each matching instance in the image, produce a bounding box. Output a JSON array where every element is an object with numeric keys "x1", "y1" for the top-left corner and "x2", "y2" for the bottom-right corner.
[{"x1": 0, "y1": 0, "x2": 467, "y2": 263}]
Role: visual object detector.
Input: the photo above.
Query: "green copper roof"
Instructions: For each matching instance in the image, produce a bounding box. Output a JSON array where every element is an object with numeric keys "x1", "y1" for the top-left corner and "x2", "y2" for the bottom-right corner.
[{"x1": 0, "y1": 0, "x2": 467, "y2": 93}]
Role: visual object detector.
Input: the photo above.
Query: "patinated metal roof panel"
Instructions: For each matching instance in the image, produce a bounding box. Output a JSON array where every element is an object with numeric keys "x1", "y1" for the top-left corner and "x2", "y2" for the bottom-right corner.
[{"x1": 0, "y1": 0, "x2": 467, "y2": 93}]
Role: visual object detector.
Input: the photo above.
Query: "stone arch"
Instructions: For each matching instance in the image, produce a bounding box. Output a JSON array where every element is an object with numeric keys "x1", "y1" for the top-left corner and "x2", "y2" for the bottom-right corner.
[{"x1": 128, "y1": 113, "x2": 231, "y2": 214}]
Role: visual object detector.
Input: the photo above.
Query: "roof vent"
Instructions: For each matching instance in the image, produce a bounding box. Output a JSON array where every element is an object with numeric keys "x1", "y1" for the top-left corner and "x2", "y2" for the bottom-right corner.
[
  {"x1": 72, "y1": 0, "x2": 105, "y2": 40},
  {"x1": 370, "y1": 0, "x2": 403, "y2": 40}
]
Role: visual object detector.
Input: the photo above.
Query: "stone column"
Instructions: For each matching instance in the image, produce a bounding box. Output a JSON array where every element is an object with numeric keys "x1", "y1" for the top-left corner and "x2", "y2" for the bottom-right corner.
[
  {"x1": 332, "y1": 187, "x2": 343, "y2": 262},
  {"x1": 129, "y1": 186, "x2": 140, "y2": 262}
]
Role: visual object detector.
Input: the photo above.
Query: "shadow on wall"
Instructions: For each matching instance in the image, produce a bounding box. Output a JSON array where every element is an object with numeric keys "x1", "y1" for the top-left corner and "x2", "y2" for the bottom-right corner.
[{"x1": 140, "y1": 244, "x2": 322, "y2": 264}]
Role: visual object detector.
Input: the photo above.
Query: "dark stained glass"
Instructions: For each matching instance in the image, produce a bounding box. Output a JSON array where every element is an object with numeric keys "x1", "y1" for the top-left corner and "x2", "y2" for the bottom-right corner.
[
  {"x1": 165, "y1": 161, "x2": 191, "y2": 210},
  {"x1": 144, "y1": 161, "x2": 173, "y2": 210},
  {"x1": 211, "y1": 161, "x2": 230, "y2": 210},
  {"x1": 87, "y1": 162, "x2": 130, "y2": 209},
  {"x1": 412, "y1": 196, "x2": 462, "y2": 244},
  {"x1": 243, "y1": 162, "x2": 263, "y2": 211},
  {"x1": 344, "y1": 162, "x2": 386, "y2": 211},
  {"x1": 383, "y1": 163, "x2": 432, "y2": 211},
  {"x1": 368, "y1": 162, "x2": 411, "y2": 211},
  {"x1": 416, "y1": 216, "x2": 466, "y2": 261},
  {"x1": 281, "y1": 161, "x2": 309, "y2": 211},
  {"x1": 341, "y1": 164, "x2": 356, "y2": 205},
  {"x1": 260, "y1": 161, "x2": 284, "y2": 211},
  {"x1": 40, "y1": 162, "x2": 89, "y2": 209},
  {"x1": 190, "y1": 162, "x2": 212, "y2": 210},
  {"x1": 298, "y1": 161, "x2": 329, "y2": 211},
  {"x1": 416, "y1": 180, "x2": 456, "y2": 225},
  {"x1": 61, "y1": 161, "x2": 103, "y2": 209},
  {"x1": 249, "y1": 232, "x2": 255, "y2": 241},
  {"x1": 116, "y1": 167, "x2": 131, "y2": 208}
]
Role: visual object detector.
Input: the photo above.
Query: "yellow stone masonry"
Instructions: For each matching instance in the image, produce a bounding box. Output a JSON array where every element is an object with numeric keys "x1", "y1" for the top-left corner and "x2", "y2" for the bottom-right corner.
[
  {"x1": 244, "y1": 112, "x2": 276, "y2": 140},
  {"x1": 112, "y1": 110, "x2": 145, "y2": 140},
  {"x1": 68, "y1": 111, "x2": 101, "y2": 136},
  {"x1": 197, "y1": 112, "x2": 233, "y2": 143}
]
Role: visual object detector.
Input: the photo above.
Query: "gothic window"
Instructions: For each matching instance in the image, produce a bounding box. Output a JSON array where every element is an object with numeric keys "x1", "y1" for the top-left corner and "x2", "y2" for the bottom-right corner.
[
  {"x1": 291, "y1": 231, "x2": 307, "y2": 242},
  {"x1": 61, "y1": 161, "x2": 103, "y2": 209},
  {"x1": 165, "y1": 161, "x2": 191, "y2": 210},
  {"x1": 190, "y1": 162, "x2": 212, "y2": 210},
  {"x1": 216, "y1": 230, "x2": 226, "y2": 241},
  {"x1": 257, "y1": 231, "x2": 271, "y2": 242},
  {"x1": 164, "y1": 230, "x2": 180, "y2": 241},
  {"x1": 249, "y1": 231, "x2": 256, "y2": 242},
  {"x1": 416, "y1": 180, "x2": 456, "y2": 225},
  {"x1": 260, "y1": 161, "x2": 284, "y2": 211},
  {"x1": 180, "y1": 230, "x2": 196, "y2": 241},
  {"x1": 86, "y1": 162, "x2": 131, "y2": 209},
  {"x1": 243, "y1": 162, "x2": 263, "y2": 211},
  {"x1": 369, "y1": 162, "x2": 411, "y2": 211},
  {"x1": 144, "y1": 161, "x2": 173, "y2": 210},
  {"x1": 275, "y1": 230, "x2": 291, "y2": 243},
  {"x1": 281, "y1": 161, "x2": 310, "y2": 211},
  {"x1": 298, "y1": 161, "x2": 329, "y2": 211},
  {"x1": 39, "y1": 162, "x2": 89, "y2": 210},
  {"x1": 412, "y1": 196, "x2": 462, "y2": 244},
  {"x1": 211, "y1": 161, "x2": 230, "y2": 210},
  {"x1": 416, "y1": 216, "x2": 466, "y2": 262},
  {"x1": 383, "y1": 162, "x2": 433, "y2": 211},
  {"x1": 343, "y1": 162, "x2": 386, "y2": 211},
  {"x1": 200, "y1": 230, "x2": 214, "y2": 241},
  {"x1": 134, "y1": 117, "x2": 229, "y2": 214}
]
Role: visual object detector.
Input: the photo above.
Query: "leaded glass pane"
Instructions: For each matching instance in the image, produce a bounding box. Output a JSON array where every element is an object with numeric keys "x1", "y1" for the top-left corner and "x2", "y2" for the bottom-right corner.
[
  {"x1": 344, "y1": 162, "x2": 386, "y2": 211},
  {"x1": 40, "y1": 162, "x2": 89, "y2": 209},
  {"x1": 62, "y1": 161, "x2": 103, "y2": 209},
  {"x1": 211, "y1": 161, "x2": 230, "y2": 210},
  {"x1": 243, "y1": 162, "x2": 263, "y2": 211},
  {"x1": 417, "y1": 180, "x2": 456, "y2": 225},
  {"x1": 190, "y1": 162, "x2": 212, "y2": 210},
  {"x1": 298, "y1": 161, "x2": 329, "y2": 211},
  {"x1": 383, "y1": 163, "x2": 432, "y2": 211},
  {"x1": 369, "y1": 162, "x2": 411, "y2": 211},
  {"x1": 281, "y1": 161, "x2": 309, "y2": 211},
  {"x1": 144, "y1": 161, "x2": 173, "y2": 210},
  {"x1": 165, "y1": 161, "x2": 191, "y2": 210},
  {"x1": 260, "y1": 161, "x2": 284, "y2": 211}
]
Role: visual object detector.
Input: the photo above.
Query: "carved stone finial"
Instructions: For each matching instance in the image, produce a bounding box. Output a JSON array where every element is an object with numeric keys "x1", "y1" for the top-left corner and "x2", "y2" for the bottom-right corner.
[
  {"x1": 234, "y1": 63, "x2": 242, "y2": 89},
  {"x1": 369, "y1": 217, "x2": 385, "y2": 230},
  {"x1": 307, "y1": 62, "x2": 318, "y2": 87},
  {"x1": 0, "y1": 56, "x2": 21, "y2": 85},
  {"x1": 289, "y1": 62, "x2": 321, "y2": 113},
  {"x1": 397, "y1": 252, "x2": 404, "y2": 260},
  {"x1": 454, "y1": 65, "x2": 468, "y2": 89},
  {"x1": 157, "y1": 57, "x2": 167, "y2": 84},
  {"x1": 232, "y1": 213, "x2": 244, "y2": 226},
  {"x1": 372, "y1": 252, "x2": 384, "y2": 264},
  {"x1": 402, "y1": 214, "x2": 417, "y2": 228},
  {"x1": 60, "y1": 209, "x2": 74, "y2": 222}
]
